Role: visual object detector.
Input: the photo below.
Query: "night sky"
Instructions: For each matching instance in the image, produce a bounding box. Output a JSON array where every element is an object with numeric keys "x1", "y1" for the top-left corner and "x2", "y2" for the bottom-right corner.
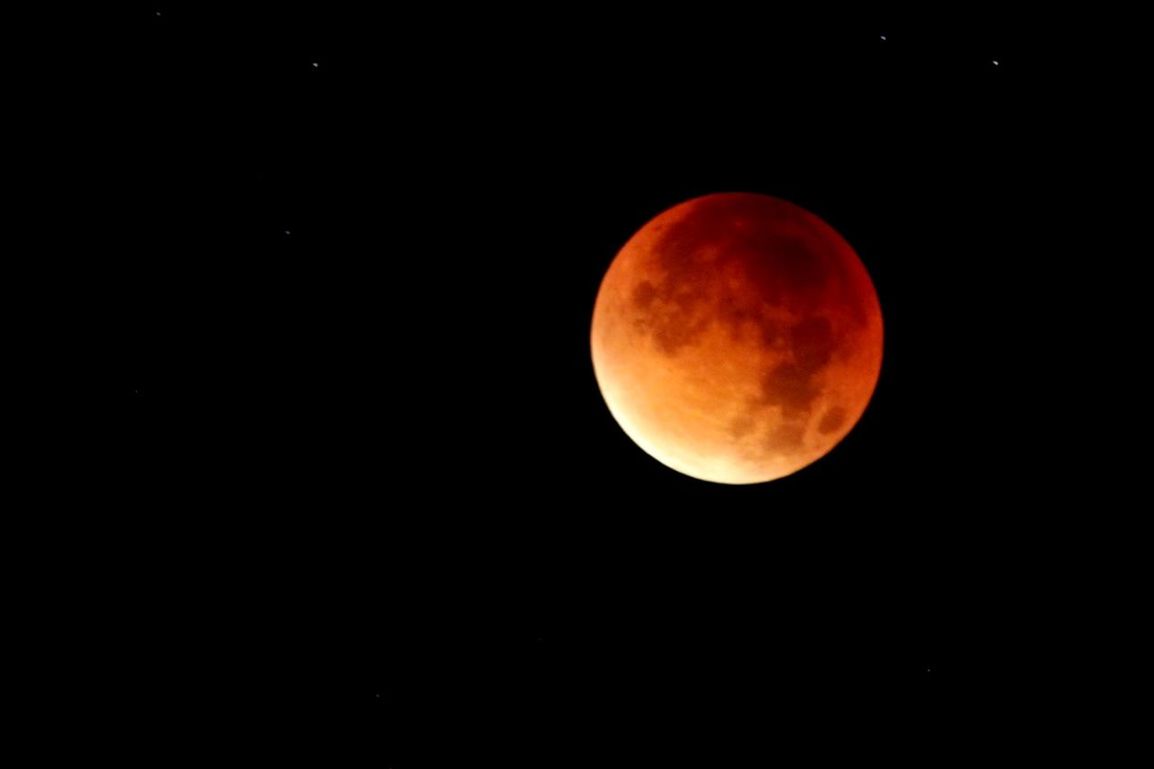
[{"x1": 68, "y1": 4, "x2": 1141, "y2": 764}]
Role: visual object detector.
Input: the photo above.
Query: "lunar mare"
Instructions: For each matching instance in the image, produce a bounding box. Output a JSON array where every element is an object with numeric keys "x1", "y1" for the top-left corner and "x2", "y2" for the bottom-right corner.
[{"x1": 590, "y1": 193, "x2": 883, "y2": 484}]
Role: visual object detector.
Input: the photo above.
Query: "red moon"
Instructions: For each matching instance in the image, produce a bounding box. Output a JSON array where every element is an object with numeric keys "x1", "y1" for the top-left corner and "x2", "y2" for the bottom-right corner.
[{"x1": 591, "y1": 193, "x2": 883, "y2": 484}]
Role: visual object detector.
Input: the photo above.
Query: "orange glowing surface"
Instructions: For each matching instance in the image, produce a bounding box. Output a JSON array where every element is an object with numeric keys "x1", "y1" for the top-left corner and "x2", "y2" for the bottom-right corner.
[{"x1": 591, "y1": 193, "x2": 883, "y2": 484}]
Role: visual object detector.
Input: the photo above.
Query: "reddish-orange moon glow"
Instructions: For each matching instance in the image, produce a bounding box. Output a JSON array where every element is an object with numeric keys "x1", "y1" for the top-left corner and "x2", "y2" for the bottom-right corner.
[{"x1": 591, "y1": 193, "x2": 883, "y2": 484}]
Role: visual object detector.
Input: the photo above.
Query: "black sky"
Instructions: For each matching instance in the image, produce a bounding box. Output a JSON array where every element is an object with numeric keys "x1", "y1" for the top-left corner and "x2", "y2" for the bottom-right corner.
[{"x1": 56, "y1": 4, "x2": 1144, "y2": 765}]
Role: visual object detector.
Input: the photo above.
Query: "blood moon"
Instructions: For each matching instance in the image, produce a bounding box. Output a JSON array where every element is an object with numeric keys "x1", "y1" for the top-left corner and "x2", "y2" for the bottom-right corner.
[{"x1": 591, "y1": 193, "x2": 883, "y2": 484}]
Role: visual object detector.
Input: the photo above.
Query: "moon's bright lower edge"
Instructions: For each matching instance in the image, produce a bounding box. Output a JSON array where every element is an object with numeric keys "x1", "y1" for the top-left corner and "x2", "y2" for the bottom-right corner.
[{"x1": 591, "y1": 193, "x2": 883, "y2": 484}]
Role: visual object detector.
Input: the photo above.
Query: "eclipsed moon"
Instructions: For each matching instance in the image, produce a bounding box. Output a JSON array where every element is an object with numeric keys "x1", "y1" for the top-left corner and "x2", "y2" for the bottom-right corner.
[{"x1": 591, "y1": 193, "x2": 883, "y2": 484}]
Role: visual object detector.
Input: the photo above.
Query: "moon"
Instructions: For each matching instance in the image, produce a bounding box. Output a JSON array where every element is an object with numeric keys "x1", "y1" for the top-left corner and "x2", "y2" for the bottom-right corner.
[{"x1": 591, "y1": 193, "x2": 883, "y2": 484}]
